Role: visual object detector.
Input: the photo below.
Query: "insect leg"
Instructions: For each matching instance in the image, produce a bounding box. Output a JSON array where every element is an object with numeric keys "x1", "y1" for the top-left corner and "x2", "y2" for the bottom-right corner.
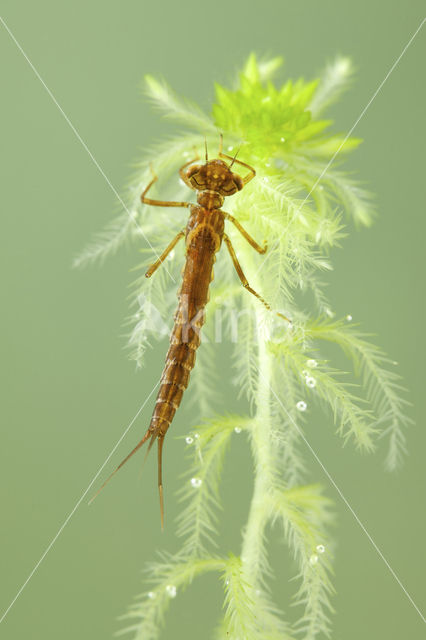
[
  {"x1": 145, "y1": 230, "x2": 185, "y2": 278},
  {"x1": 223, "y1": 233, "x2": 291, "y2": 324},
  {"x1": 218, "y1": 134, "x2": 256, "y2": 184},
  {"x1": 141, "y1": 166, "x2": 191, "y2": 208},
  {"x1": 223, "y1": 211, "x2": 267, "y2": 254},
  {"x1": 179, "y1": 150, "x2": 200, "y2": 190}
]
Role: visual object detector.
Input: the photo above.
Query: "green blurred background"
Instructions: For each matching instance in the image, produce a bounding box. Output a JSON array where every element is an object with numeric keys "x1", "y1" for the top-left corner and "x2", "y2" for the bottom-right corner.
[{"x1": 1, "y1": 1, "x2": 424, "y2": 638}]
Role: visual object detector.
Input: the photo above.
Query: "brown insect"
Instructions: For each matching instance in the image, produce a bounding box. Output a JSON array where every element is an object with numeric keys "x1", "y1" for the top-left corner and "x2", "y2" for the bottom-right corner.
[{"x1": 94, "y1": 137, "x2": 289, "y2": 527}]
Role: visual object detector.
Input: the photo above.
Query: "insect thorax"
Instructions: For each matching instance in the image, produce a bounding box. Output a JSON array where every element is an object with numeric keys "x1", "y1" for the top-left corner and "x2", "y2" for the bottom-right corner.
[{"x1": 196, "y1": 190, "x2": 224, "y2": 210}]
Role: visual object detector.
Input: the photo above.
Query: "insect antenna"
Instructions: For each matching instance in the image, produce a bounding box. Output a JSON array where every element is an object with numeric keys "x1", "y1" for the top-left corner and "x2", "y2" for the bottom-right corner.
[
  {"x1": 228, "y1": 146, "x2": 240, "y2": 169},
  {"x1": 204, "y1": 136, "x2": 208, "y2": 163},
  {"x1": 218, "y1": 132, "x2": 224, "y2": 154}
]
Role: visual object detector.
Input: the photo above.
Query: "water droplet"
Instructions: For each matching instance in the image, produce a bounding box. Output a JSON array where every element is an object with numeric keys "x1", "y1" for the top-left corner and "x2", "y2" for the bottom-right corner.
[
  {"x1": 346, "y1": 314, "x2": 353, "y2": 322},
  {"x1": 309, "y1": 554, "x2": 319, "y2": 566},
  {"x1": 147, "y1": 591, "x2": 156, "y2": 599},
  {"x1": 265, "y1": 162, "x2": 271, "y2": 167},
  {"x1": 325, "y1": 308, "x2": 334, "y2": 318},
  {"x1": 166, "y1": 585, "x2": 177, "y2": 598},
  {"x1": 316, "y1": 544, "x2": 325, "y2": 554},
  {"x1": 234, "y1": 427, "x2": 242, "y2": 434},
  {"x1": 280, "y1": 137, "x2": 286, "y2": 142},
  {"x1": 296, "y1": 400, "x2": 307, "y2": 412},
  {"x1": 190, "y1": 477, "x2": 202, "y2": 488},
  {"x1": 225, "y1": 579, "x2": 230, "y2": 586},
  {"x1": 305, "y1": 376, "x2": 316, "y2": 389},
  {"x1": 263, "y1": 177, "x2": 269, "y2": 183},
  {"x1": 306, "y1": 359, "x2": 318, "y2": 368},
  {"x1": 167, "y1": 249, "x2": 175, "y2": 261},
  {"x1": 227, "y1": 146, "x2": 234, "y2": 151},
  {"x1": 185, "y1": 436, "x2": 194, "y2": 445},
  {"x1": 302, "y1": 369, "x2": 308, "y2": 377},
  {"x1": 194, "y1": 433, "x2": 200, "y2": 439}
]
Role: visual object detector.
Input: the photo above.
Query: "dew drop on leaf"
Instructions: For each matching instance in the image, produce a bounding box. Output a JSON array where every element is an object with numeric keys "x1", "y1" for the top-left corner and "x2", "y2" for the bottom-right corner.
[
  {"x1": 316, "y1": 544, "x2": 325, "y2": 554},
  {"x1": 309, "y1": 554, "x2": 319, "y2": 566},
  {"x1": 191, "y1": 477, "x2": 202, "y2": 488},
  {"x1": 305, "y1": 376, "x2": 317, "y2": 389},
  {"x1": 296, "y1": 401, "x2": 307, "y2": 412},
  {"x1": 166, "y1": 585, "x2": 177, "y2": 598},
  {"x1": 234, "y1": 427, "x2": 242, "y2": 434},
  {"x1": 185, "y1": 436, "x2": 194, "y2": 445}
]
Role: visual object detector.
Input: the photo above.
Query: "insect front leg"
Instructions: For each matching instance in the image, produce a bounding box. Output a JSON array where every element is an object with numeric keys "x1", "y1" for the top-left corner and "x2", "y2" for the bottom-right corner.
[
  {"x1": 179, "y1": 151, "x2": 200, "y2": 190},
  {"x1": 141, "y1": 165, "x2": 191, "y2": 209},
  {"x1": 223, "y1": 211, "x2": 267, "y2": 254},
  {"x1": 223, "y1": 233, "x2": 291, "y2": 324},
  {"x1": 145, "y1": 230, "x2": 185, "y2": 278}
]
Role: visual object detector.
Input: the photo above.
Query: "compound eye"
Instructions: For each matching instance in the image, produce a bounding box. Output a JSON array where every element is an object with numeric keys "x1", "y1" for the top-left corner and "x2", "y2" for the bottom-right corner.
[
  {"x1": 233, "y1": 174, "x2": 244, "y2": 191},
  {"x1": 187, "y1": 164, "x2": 201, "y2": 179}
]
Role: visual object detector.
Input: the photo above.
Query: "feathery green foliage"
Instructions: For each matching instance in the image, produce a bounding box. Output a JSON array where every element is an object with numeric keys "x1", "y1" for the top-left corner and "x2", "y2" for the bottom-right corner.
[{"x1": 77, "y1": 54, "x2": 410, "y2": 638}]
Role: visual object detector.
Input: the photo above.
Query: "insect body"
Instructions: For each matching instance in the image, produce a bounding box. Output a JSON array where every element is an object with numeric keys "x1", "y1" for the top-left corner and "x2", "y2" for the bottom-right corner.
[{"x1": 97, "y1": 138, "x2": 289, "y2": 527}]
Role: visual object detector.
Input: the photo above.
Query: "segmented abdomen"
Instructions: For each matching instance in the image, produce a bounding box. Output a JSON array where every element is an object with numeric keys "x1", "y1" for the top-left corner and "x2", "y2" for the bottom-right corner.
[{"x1": 148, "y1": 207, "x2": 224, "y2": 440}]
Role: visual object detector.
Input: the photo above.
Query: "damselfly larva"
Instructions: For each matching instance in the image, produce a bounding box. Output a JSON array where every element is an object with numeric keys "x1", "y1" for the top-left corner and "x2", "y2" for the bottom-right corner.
[{"x1": 94, "y1": 136, "x2": 290, "y2": 527}]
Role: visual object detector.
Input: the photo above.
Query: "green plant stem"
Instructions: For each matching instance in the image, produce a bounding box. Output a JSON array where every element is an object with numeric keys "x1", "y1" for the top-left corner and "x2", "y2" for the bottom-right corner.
[{"x1": 241, "y1": 318, "x2": 273, "y2": 589}]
